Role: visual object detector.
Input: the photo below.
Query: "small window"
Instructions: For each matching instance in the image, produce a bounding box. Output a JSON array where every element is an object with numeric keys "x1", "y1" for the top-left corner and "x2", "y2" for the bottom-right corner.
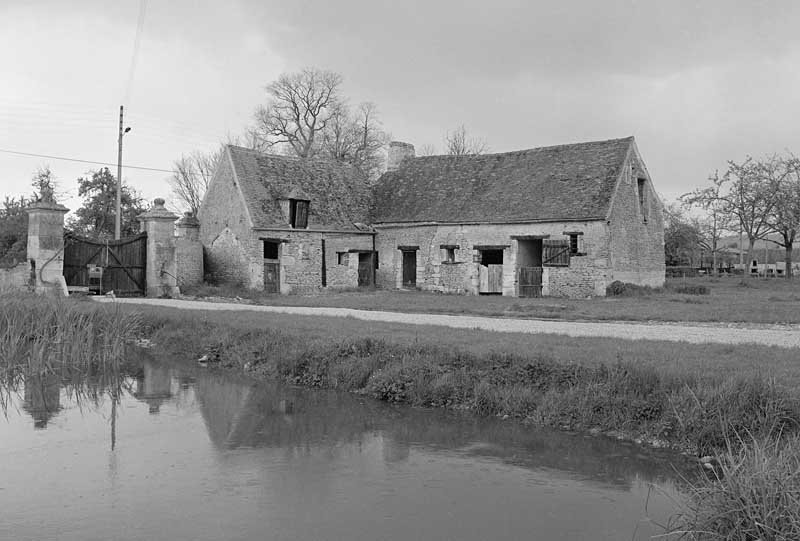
[
  {"x1": 337, "y1": 252, "x2": 348, "y2": 265},
  {"x1": 569, "y1": 234, "x2": 579, "y2": 255},
  {"x1": 289, "y1": 199, "x2": 309, "y2": 229},
  {"x1": 263, "y1": 241, "x2": 279, "y2": 260},
  {"x1": 637, "y1": 179, "x2": 647, "y2": 222},
  {"x1": 444, "y1": 247, "x2": 456, "y2": 263}
]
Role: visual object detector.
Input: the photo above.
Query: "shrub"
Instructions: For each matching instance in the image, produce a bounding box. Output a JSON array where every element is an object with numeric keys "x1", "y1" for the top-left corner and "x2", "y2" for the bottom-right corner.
[
  {"x1": 605, "y1": 280, "x2": 660, "y2": 297},
  {"x1": 670, "y1": 284, "x2": 709, "y2": 295}
]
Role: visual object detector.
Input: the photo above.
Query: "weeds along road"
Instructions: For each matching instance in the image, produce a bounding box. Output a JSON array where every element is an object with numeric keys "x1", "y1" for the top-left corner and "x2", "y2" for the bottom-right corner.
[{"x1": 93, "y1": 297, "x2": 800, "y2": 349}]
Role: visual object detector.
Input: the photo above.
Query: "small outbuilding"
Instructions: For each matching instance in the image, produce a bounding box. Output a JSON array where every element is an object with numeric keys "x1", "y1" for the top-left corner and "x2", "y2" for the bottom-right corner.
[{"x1": 199, "y1": 145, "x2": 376, "y2": 294}]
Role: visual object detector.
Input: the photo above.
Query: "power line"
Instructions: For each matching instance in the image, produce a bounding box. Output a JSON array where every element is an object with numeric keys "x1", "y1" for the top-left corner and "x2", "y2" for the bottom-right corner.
[
  {"x1": 124, "y1": 0, "x2": 148, "y2": 107},
  {"x1": 0, "y1": 148, "x2": 173, "y2": 173}
]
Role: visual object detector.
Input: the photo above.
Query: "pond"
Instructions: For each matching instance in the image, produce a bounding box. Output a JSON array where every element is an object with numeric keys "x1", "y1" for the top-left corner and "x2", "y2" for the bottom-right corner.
[{"x1": 1, "y1": 355, "x2": 690, "y2": 540}]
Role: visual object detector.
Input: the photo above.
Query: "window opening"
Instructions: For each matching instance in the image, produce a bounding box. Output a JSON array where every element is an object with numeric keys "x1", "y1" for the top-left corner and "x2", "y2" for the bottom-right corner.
[
  {"x1": 637, "y1": 178, "x2": 647, "y2": 222},
  {"x1": 289, "y1": 199, "x2": 309, "y2": 229},
  {"x1": 263, "y1": 241, "x2": 279, "y2": 260},
  {"x1": 569, "y1": 234, "x2": 579, "y2": 255},
  {"x1": 480, "y1": 249, "x2": 503, "y2": 266},
  {"x1": 337, "y1": 252, "x2": 348, "y2": 265}
]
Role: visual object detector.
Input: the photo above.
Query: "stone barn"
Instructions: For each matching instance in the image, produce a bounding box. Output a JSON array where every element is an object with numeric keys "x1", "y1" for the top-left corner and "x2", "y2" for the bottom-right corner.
[
  {"x1": 199, "y1": 145, "x2": 375, "y2": 293},
  {"x1": 372, "y1": 137, "x2": 665, "y2": 297}
]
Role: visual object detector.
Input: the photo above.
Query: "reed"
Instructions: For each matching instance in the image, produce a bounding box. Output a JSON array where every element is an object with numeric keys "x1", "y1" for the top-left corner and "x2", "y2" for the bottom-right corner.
[
  {"x1": 672, "y1": 432, "x2": 800, "y2": 540},
  {"x1": 0, "y1": 292, "x2": 141, "y2": 380}
]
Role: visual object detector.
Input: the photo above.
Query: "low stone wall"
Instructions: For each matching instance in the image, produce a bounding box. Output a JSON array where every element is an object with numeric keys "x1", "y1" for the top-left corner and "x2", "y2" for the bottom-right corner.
[{"x1": 0, "y1": 261, "x2": 31, "y2": 292}]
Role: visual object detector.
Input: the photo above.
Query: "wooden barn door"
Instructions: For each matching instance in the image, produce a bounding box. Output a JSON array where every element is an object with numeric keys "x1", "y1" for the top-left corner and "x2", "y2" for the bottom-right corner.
[
  {"x1": 518, "y1": 267, "x2": 543, "y2": 298},
  {"x1": 402, "y1": 250, "x2": 416, "y2": 287}
]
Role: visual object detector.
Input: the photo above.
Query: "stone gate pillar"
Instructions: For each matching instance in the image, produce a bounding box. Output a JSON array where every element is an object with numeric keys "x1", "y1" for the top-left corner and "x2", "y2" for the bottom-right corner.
[
  {"x1": 138, "y1": 198, "x2": 179, "y2": 297},
  {"x1": 175, "y1": 212, "x2": 203, "y2": 288},
  {"x1": 26, "y1": 200, "x2": 69, "y2": 295}
]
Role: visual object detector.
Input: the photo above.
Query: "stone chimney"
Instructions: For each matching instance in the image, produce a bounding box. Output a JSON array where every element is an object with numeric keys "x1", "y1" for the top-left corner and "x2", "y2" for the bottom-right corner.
[{"x1": 386, "y1": 141, "x2": 415, "y2": 172}]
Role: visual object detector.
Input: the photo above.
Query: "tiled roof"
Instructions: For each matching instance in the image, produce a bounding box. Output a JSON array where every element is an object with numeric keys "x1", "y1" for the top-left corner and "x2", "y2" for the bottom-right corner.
[
  {"x1": 226, "y1": 146, "x2": 372, "y2": 230},
  {"x1": 372, "y1": 137, "x2": 634, "y2": 224}
]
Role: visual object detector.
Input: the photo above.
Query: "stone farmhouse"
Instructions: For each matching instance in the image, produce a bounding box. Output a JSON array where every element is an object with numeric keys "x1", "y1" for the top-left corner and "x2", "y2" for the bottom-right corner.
[{"x1": 198, "y1": 137, "x2": 664, "y2": 297}]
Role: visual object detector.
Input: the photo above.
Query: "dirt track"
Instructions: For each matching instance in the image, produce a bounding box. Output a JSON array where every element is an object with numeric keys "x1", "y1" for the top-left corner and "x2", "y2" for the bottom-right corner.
[{"x1": 93, "y1": 297, "x2": 800, "y2": 349}]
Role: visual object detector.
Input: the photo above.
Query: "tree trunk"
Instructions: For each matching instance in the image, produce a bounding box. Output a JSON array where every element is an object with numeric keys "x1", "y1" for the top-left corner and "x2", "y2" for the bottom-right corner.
[{"x1": 786, "y1": 244, "x2": 793, "y2": 280}]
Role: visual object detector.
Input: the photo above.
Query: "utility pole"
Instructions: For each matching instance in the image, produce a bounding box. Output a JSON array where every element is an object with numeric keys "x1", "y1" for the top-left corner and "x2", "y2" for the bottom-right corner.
[
  {"x1": 115, "y1": 106, "x2": 131, "y2": 240},
  {"x1": 115, "y1": 106, "x2": 124, "y2": 240}
]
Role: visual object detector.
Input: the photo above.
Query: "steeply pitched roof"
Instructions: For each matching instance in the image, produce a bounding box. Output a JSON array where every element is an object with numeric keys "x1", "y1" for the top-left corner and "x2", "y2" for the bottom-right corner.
[
  {"x1": 226, "y1": 146, "x2": 372, "y2": 230},
  {"x1": 372, "y1": 137, "x2": 634, "y2": 224}
]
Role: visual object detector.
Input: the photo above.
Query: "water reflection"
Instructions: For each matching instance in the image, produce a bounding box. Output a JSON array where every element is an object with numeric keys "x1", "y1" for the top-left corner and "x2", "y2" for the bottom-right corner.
[
  {"x1": 191, "y1": 372, "x2": 686, "y2": 490},
  {"x1": 22, "y1": 374, "x2": 61, "y2": 429},
  {"x1": 1, "y1": 355, "x2": 692, "y2": 541}
]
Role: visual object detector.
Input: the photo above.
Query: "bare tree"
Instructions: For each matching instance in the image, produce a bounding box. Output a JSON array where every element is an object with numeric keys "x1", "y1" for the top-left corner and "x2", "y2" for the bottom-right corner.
[
  {"x1": 322, "y1": 101, "x2": 388, "y2": 181},
  {"x1": 251, "y1": 68, "x2": 343, "y2": 158},
  {"x1": 681, "y1": 172, "x2": 733, "y2": 274},
  {"x1": 765, "y1": 155, "x2": 800, "y2": 278},
  {"x1": 444, "y1": 124, "x2": 489, "y2": 156},
  {"x1": 723, "y1": 156, "x2": 787, "y2": 269},
  {"x1": 169, "y1": 149, "x2": 222, "y2": 215},
  {"x1": 417, "y1": 143, "x2": 438, "y2": 157}
]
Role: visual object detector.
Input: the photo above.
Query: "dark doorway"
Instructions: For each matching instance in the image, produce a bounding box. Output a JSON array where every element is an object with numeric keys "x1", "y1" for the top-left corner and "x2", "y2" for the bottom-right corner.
[
  {"x1": 263, "y1": 241, "x2": 280, "y2": 293},
  {"x1": 402, "y1": 250, "x2": 416, "y2": 287},
  {"x1": 517, "y1": 239, "x2": 543, "y2": 298},
  {"x1": 478, "y1": 249, "x2": 504, "y2": 294},
  {"x1": 358, "y1": 252, "x2": 374, "y2": 287}
]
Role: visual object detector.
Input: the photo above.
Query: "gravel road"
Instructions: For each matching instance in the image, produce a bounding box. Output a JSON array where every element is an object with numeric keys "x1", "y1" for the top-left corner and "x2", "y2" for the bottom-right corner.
[{"x1": 94, "y1": 297, "x2": 800, "y2": 349}]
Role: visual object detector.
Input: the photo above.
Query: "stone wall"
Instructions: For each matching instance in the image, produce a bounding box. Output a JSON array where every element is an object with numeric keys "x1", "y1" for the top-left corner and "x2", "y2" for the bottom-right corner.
[
  {"x1": 247, "y1": 230, "x2": 374, "y2": 293},
  {"x1": 374, "y1": 220, "x2": 610, "y2": 297},
  {"x1": 607, "y1": 148, "x2": 666, "y2": 287},
  {"x1": 198, "y1": 153, "x2": 256, "y2": 286},
  {"x1": 0, "y1": 261, "x2": 31, "y2": 292}
]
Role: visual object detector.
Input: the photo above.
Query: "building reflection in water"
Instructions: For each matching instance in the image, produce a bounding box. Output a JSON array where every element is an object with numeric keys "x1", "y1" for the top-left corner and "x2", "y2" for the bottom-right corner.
[
  {"x1": 22, "y1": 374, "x2": 62, "y2": 429},
  {"x1": 133, "y1": 360, "x2": 174, "y2": 414}
]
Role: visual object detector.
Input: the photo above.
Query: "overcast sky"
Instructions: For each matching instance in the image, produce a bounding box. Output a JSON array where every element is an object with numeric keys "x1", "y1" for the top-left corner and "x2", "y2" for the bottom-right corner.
[{"x1": 2, "y1": 0, "x2": 799, "y2": 215}]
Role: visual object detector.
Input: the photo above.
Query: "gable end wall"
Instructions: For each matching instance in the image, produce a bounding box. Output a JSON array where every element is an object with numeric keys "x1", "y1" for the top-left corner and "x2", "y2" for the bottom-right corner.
[
  {"x1": 199, "y1": 153, "x2": 256, "y2": 286},
  {"x1": 606, "y1": 150, "x2": 665, "y2": 286}
]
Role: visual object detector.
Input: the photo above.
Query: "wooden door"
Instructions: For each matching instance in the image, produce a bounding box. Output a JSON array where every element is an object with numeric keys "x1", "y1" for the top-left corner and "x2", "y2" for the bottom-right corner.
[
  {"x1": 358, "y1": 253, "x2": 373, "y2": 287},
  {"x1": 264, "y1": 262, "x2": 279, "y2": 293},
  {"x1": 479, "y1": 265, "x2": 503, "y2": 293},
  {"x1": 402, "y1": 251, "x2": 416, "y2": 287},
  {"x1": 518, "y1": 267, "x2": 543, "y2": 298}
]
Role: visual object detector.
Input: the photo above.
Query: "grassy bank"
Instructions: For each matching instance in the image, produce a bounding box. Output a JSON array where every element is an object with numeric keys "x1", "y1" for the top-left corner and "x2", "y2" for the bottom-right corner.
[
  {"x1": 182, "y1": 275, "x2": 800, "y2": 325},
  {"x1": 0, "y1": 292, "x2": 141, "y2": 379},
  {"x1": 141, "y1": 306, "x2": 800, "y2": 455}
]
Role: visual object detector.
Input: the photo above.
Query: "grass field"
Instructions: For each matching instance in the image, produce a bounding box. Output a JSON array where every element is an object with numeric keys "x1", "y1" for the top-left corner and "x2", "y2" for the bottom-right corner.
[{"x1": 182, "y1": 275, "x2": 800, "y2": 325}]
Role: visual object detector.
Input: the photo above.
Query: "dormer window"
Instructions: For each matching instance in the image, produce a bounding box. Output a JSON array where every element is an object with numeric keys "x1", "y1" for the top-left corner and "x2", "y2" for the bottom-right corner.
[{"x1": 289, "y1": 199, "x2": 309, "y2": 229}]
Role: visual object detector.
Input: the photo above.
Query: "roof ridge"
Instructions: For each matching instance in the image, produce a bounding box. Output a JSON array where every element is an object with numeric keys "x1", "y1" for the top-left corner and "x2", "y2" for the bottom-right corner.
[{"x1": 410, "y1": 136, "x2": 635, "y2": 161}]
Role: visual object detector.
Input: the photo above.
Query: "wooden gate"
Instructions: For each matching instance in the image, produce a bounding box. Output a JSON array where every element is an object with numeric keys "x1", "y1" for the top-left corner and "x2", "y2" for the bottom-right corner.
[
  {"x1": 518, "y1": 267, "x2": 543, "y2": 298},
  {"x1": 63, "y1": 233, "x2": 147, "y2": 296}
]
